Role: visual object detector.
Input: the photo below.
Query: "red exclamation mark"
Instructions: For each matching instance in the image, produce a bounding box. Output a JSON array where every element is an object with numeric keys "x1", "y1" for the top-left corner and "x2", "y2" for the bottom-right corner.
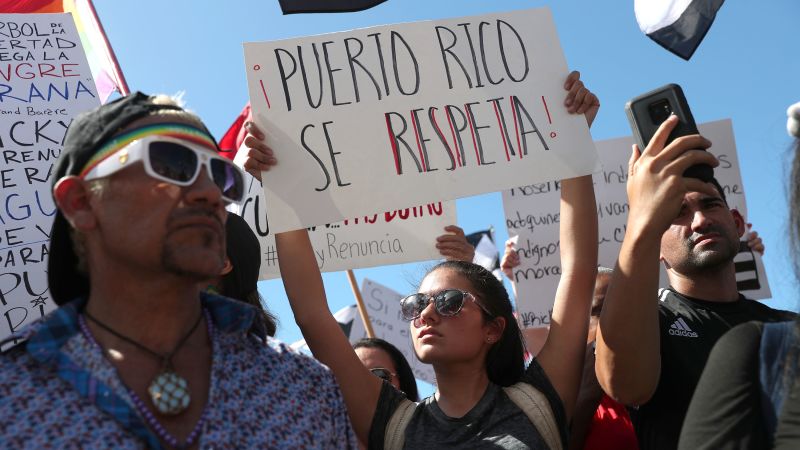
[{"x1": 541, "y1": 95, "x2": 552, "y2": 124}]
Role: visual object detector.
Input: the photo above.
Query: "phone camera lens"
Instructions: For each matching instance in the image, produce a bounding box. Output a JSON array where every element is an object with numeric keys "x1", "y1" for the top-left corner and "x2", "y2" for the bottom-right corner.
[{"x1": 648, "y1": 99, "x2": 673, "y2": 123}]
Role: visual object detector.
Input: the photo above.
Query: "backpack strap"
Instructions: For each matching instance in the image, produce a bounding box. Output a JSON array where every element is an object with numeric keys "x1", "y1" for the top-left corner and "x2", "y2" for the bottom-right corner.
[
  {"x1": 759, "y1": 321, "x2": 795, "y2": 443},
  {"x1": 384, "y1": 398, "x2": 416, "y2": 450},
  {"x1": 503, "y1": 382, "x2": 564, "y2": 450}
]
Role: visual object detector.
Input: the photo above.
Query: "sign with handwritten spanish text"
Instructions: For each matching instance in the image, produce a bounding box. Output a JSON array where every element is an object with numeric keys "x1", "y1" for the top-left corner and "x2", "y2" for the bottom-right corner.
[
  {"x1": 243, "y1": 7, "x2": 598, "y2": 233},
  {"x1": 505, "y1": 119, "x2": 771, "y2": 329},
  {"x1": 230, "y1": 172, "x2": 457, "y2": 278},
  {"x1": 0, "y1": 13, "x2": 101, "y2": 349}
]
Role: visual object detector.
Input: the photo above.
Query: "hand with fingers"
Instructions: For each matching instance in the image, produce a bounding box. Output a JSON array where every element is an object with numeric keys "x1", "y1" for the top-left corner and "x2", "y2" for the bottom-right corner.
[
  {"x1": 436, "y1": 225, "x2": 475, "y2": 262},
  {"x1": 564, "y1": 70, "x2": 601, "y2": 127},
  {"x1": 500, "y1": 238, "x2": 520, "y2": 280},
  {"x1": 626, "y1": 115, "x2": 720, "y2": 237},
  {"x1": 745, "y1": 223, "x2": 765, "y2": 255},
  {"x1": 241, "y1": 122, "x2": 278, "y2": 181}
]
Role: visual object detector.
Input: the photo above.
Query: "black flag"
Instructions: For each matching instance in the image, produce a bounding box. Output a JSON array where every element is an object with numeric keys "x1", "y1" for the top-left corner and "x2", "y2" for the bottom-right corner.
[
  {"x1": 635, "y1": 0, "x2": 725, "y2": 60},
  {"x1": 466, "y1": 228, "x2": 501, "y2": 280},
  {"x1": 279, "y1": 0, "x2": 387, "y2": 14}
]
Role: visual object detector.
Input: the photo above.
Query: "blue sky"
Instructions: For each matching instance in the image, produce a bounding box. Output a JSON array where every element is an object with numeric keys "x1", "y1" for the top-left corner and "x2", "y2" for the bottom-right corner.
[{"x1": 96, "y1": 0, "x2": 800, "y2": 393}]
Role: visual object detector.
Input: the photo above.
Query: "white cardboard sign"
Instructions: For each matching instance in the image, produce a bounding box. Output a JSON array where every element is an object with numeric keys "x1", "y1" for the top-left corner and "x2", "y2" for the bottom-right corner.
[
  {"x1": 504, "y1": 119, "x2": 771, "y2": 328},
  {"x1": 0, "y1": 13, "x2": 101, "y2": 349},
  {"x1": 231, "y1": 172, "x2": 457, "y2": 278},
  {"x1": 243, "y1": 7, "x2": 598, "y2": 233}
]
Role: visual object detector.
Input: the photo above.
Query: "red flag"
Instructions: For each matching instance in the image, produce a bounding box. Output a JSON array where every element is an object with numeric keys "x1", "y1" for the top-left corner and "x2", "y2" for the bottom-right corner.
[
  {"x1": 218, "y1": 103, "x2": 252, "y2": 160},
  {"x1": 0, "y1": 0, "x2": 62, "y2": 13}
]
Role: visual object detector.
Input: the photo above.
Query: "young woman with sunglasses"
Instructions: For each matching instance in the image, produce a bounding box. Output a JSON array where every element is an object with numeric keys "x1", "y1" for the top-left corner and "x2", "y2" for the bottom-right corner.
[{"x1": 252, "y1": 71, "x2": 599, "y2": 448}]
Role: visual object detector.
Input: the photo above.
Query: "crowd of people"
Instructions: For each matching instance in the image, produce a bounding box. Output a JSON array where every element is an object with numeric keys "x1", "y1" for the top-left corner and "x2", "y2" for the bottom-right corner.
[{"x1": 0, "y1": 71, "x2": 798, "y2": 450}]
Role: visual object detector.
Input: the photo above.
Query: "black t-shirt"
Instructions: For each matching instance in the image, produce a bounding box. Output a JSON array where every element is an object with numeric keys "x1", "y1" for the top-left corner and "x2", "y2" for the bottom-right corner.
[
  {"x1": 631, "y1": 288, "x2": 795, "y2": 450},
  {"x1": 677, "y1": 321, "x2": 800, "y2": 449},
  {"x1": 368, "y1": 358, "x2": 567, "y2": 449}
]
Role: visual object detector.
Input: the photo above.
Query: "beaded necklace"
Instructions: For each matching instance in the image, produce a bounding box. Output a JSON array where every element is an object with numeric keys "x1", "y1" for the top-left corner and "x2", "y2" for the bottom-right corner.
[{"x1": 79, "y1": 311, "x2": 214, "y2": 449}]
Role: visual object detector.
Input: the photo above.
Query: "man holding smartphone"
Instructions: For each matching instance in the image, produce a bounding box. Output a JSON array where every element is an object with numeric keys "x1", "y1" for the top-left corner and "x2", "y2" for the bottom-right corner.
[{"x1": 594, "y1": 116, "x2": 794, "y2": 450}]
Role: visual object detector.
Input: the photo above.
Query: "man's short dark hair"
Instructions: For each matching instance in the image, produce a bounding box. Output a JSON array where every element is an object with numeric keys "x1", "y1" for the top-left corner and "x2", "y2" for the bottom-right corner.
[{"x1": 709, "y1": 177, "x2": 728, "y2": 205}]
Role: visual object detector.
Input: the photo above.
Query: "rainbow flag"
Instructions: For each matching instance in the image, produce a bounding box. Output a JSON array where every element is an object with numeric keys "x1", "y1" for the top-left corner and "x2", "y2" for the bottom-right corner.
[{"x1": 0, "y1": 0, "x2": 126, "y2": 102}]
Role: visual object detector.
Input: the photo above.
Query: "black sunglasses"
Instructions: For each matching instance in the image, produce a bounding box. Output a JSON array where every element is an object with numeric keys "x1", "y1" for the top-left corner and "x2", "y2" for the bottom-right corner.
[
  {"x1": 369, "y1": 367, "x2": 396, "y2": 382},
  {"x1": 399, "y1": 289, "x2": 493, "y2": 321}
]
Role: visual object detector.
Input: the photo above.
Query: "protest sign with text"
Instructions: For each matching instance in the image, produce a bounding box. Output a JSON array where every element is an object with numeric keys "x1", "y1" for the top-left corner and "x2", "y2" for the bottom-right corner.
[
  {"x1": 230, "y1": 172, "x2": 457, "y2": 278},
  {"x1": 504, "y1": 119, "x2": 771, "y2": 329},
  {"x1": 243, "y1": 7, "x2": 598, "y2": 233},
  {"x1": 0, "y1": 13, "x2": 101, "y2": 348}
]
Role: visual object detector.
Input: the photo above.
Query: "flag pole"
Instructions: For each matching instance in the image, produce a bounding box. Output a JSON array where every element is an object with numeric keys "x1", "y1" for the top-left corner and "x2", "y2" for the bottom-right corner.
[
  {"x1": 346, "y1": 269, "x2": 375, "y2": 338},
  {"x1": 83, "y1": 0, "x2": 130, "y2": 95}
]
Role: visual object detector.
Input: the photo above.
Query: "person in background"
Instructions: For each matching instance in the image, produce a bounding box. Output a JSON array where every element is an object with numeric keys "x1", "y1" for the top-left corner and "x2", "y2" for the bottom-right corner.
[
  {"x1": 677, "y1": 101, "x2": 800, "y2": 450},
  {"x1": 206, "y1": 213, "x2": 278, "y2": 337},
  {"x1": 354, "y1": 338, "x2": 420, "y2": 402},
  {"x1": 594, "y1": 114, "x2": 795, "y2": 450},
  {"x1": 568, "y1": 267, "x2": 638, "y2": 450}
]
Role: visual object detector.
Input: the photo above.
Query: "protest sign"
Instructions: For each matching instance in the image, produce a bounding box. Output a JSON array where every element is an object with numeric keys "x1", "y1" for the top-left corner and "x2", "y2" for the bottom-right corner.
[
  {"x1": 230, "y1": 172, "x2": 457, "y2": 278},
  {"x1": 0, "y1": 13, "x2": 101, "y2": 348},
  {"x1": 243, "y1": 7, "x2": 598, "y2": 233},
  {"x1": 504, "y1": 119, "x2": 771, "y2": 328}
]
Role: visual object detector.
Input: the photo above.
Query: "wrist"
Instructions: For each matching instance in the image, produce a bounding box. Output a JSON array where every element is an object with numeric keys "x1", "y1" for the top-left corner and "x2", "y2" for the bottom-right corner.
[{"x1": 622, "y1": 215, "x2": 665, "y2": 255}]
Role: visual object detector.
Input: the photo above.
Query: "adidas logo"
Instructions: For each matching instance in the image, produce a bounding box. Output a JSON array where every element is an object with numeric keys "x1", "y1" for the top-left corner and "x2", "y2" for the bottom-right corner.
[{"x1": 669, "y1": 317, "x2": 699, "y2": 338}]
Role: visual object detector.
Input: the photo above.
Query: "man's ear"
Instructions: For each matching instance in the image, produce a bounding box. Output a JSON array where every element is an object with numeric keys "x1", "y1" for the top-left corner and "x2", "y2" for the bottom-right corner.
[
  {"x1": 53, "y1": 176, "x2": 97, "y2": 231},
  {"x1": 220, "y1": 257, "x2": 234, "y2": 276},
  {"x1": 731, "y1": 209, "x2": 746, "y2": 238}
]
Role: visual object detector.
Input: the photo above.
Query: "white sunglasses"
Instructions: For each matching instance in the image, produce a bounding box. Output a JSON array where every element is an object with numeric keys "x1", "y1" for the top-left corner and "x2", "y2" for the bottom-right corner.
[{"x1": 82, "y1": 134, "x2": 246, "y2": 204}]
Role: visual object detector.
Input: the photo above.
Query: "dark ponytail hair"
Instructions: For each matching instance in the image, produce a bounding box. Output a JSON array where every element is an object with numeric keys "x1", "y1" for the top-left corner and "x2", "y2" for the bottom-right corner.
[
  {"x1": 354, "y1": 338, "x2": 420, "y2": 401},
  {"x1": 425, "y1": 260, "x2": 525, "y2": 386}
]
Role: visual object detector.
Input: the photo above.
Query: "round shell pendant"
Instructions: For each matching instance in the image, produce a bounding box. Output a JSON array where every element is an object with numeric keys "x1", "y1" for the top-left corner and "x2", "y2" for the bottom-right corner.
[{"x1": 147, "y1": 371, "x2": 191, "y2": 415}]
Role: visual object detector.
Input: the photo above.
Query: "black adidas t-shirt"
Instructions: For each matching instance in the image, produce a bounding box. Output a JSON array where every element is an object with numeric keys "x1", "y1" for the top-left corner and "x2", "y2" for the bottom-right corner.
[{"x1": 630, "y1": 288, "x2": 795, "y2": 450}]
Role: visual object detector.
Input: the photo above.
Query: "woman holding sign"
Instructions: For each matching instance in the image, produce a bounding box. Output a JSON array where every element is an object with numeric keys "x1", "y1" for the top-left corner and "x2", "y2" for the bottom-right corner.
[{"x1": 248, "y1": 71, "x2": 599, "y2": 449}]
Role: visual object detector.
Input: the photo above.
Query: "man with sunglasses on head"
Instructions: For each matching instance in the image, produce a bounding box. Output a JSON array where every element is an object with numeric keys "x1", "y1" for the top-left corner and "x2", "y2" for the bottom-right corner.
[
  {"x1": 594, "y1": 116, "x2": 794, "y2": 450},
  {"x1": 0, "y1": 92, "x2": 356, "y2": 449}
]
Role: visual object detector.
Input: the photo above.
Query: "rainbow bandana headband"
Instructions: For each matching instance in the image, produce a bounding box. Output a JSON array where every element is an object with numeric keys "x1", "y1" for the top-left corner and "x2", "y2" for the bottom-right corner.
[{"x1": 79, "y1": 122, "x2": 219, "y2": 178}]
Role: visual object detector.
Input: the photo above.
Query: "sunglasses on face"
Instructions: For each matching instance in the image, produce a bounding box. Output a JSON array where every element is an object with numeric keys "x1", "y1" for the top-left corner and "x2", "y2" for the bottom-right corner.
[
  {"x1": 82, "y1": 131, "x2": 245, "y2": 204},
  {"x1": 369, "y1": 367, "x2": 397, "y2": 383},
  {"x1": 399, "y1": 289, "x2": 493, "y2": 321}
]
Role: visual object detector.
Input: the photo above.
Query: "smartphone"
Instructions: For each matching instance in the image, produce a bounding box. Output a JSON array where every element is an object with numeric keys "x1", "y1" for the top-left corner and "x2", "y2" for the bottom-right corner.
[{"x1": 625, "y1": 83, "x2": 712, "y2": 182}]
